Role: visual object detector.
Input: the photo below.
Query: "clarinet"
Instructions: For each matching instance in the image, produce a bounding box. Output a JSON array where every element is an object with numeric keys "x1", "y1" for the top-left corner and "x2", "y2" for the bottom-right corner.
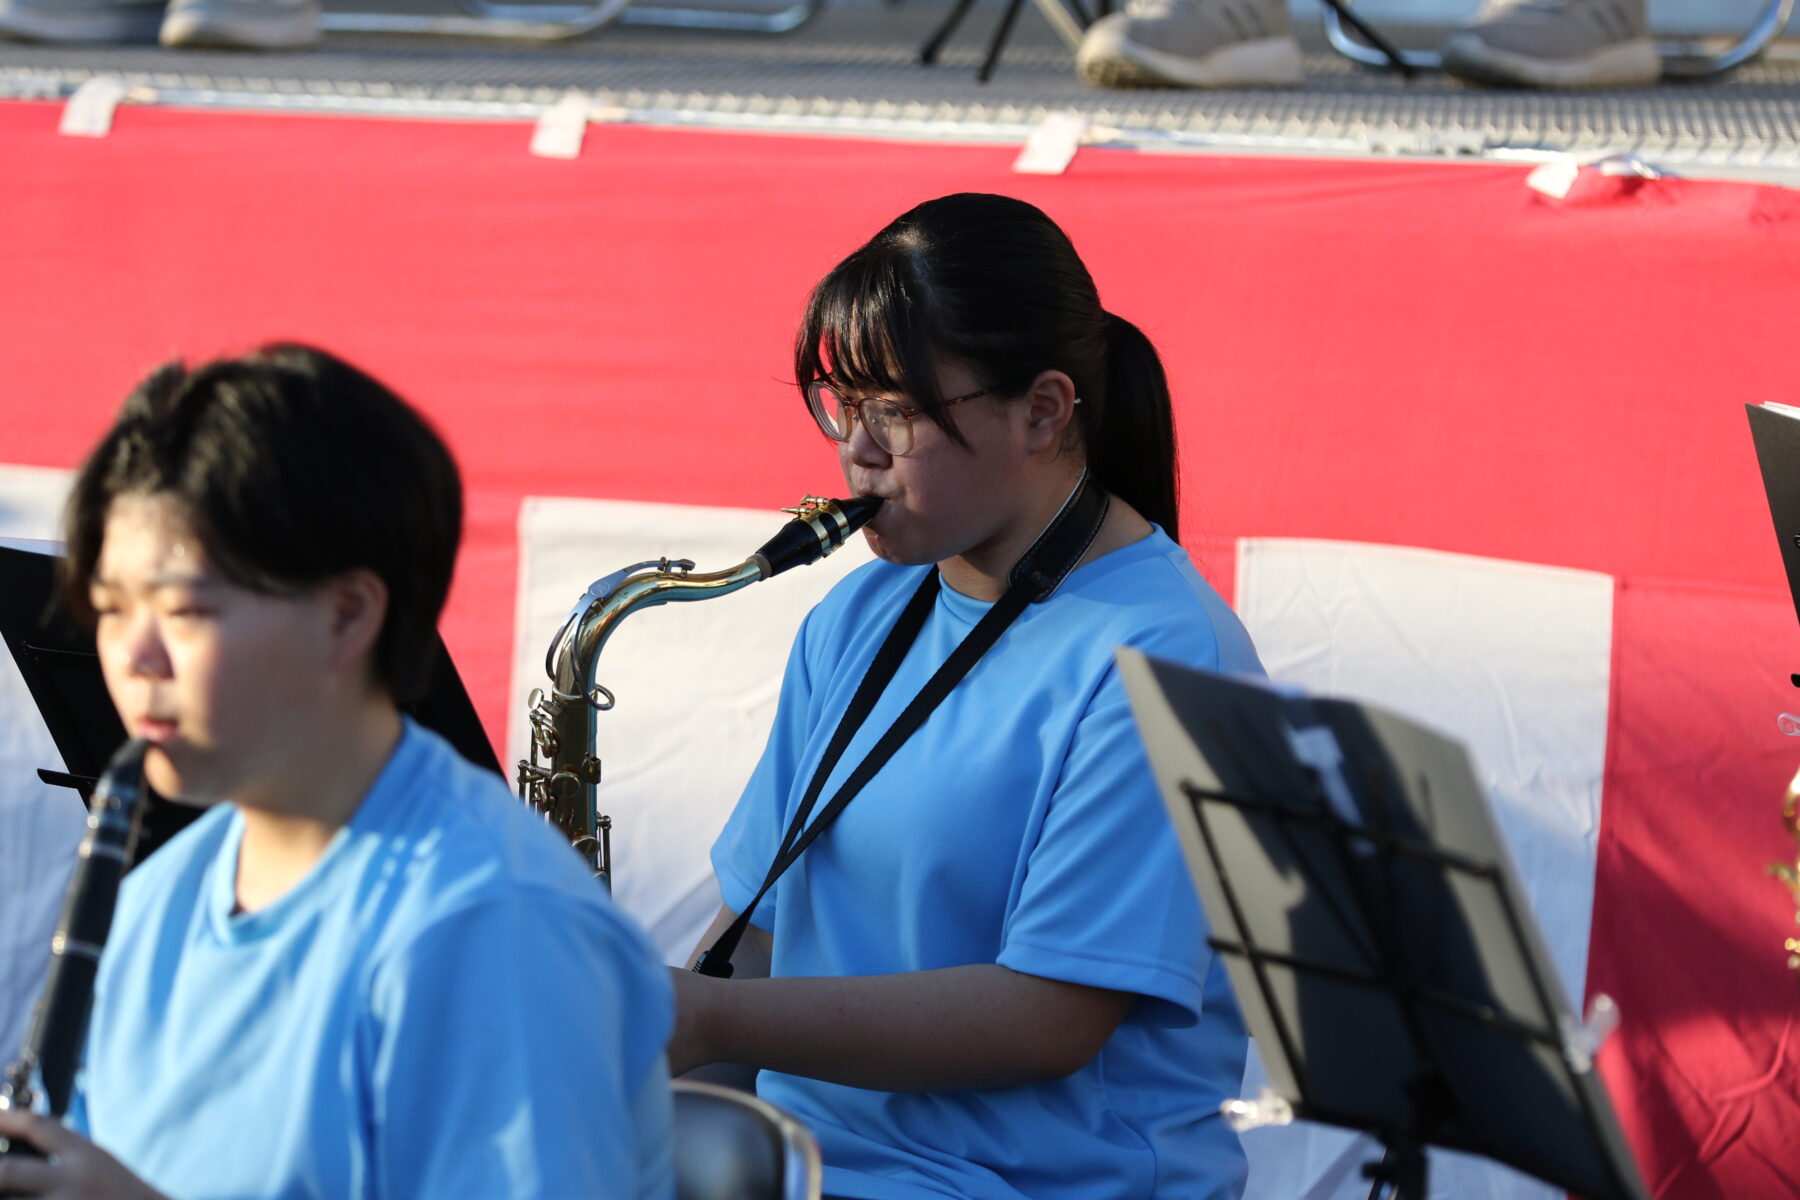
[{"x1": 0, "y1": 738, "x2": 150, "y2": 1156}]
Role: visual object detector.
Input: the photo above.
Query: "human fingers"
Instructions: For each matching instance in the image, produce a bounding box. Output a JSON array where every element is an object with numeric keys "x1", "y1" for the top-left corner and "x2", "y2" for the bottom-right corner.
[
  {"x1": 0, "y1": 1149, "x2": 59, "y2": 1198},
  {"x1": 0, "y1": 1110, "x2": 79, "y2": 1160}
]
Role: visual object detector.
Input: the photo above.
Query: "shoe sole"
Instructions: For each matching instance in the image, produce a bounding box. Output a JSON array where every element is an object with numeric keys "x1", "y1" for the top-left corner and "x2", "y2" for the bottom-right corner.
[
  {"x1": 1440, "y1": 30, "x2": 1660, "y2": 89},
  {"x1": 1078, "y1": 30, "x2": 1302, "y2": 88},
  {"x1": 0, "y1": 6, "x2": 161, "y2": 42},
  {"x1": 159, "y1": 7, "x2": 319, "y2": 47}
]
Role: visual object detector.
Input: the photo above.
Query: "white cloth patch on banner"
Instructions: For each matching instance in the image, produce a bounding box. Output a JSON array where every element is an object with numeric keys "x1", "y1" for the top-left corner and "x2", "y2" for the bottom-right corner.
[
  {"x1": 1013, "y1": 111, "x2": 1089, "y2": 176},
  {"x1": 0, "y1": 462, "x2": 71, "y2": 538},
  {"x1": 529, "y1": 91, "x2": 592, "y2": 160},
  {"x1": 1232, "y1": 537, "x2": 1615, "y2": 1200},
  {"x1": 0, "y1": 466, "x2": 85, "y2": 1060},
  {"x1": 59, "y1": 74, "x2": 129, "y2": 138},
  {"x1": 513, "y1": 496, "x2": 874, "y2": 962}
]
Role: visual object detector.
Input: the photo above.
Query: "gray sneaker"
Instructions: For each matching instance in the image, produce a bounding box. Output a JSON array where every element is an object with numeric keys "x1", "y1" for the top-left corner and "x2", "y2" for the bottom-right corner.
[
  {"x1": 159, "y1": 0, "x2": 320, "y2": 47},
  {"x1": 1077, "y1": 0, "x2": 1301, "y2": 88},
  {"x1": 0, "y1": 0, "x2": 164, "y2": 43},
  {"x1": 1441, "y1": 0, "x2": 1658, "y2": 88}
]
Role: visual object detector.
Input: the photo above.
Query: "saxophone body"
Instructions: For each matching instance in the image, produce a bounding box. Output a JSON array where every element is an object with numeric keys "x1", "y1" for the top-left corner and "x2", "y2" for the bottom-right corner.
[
  {"x1": 517, "y1": 495, "x2": 881, "y2": 890},
  {"x1": 0, "y1": 738, "x2": 150, "y2": 1156}
]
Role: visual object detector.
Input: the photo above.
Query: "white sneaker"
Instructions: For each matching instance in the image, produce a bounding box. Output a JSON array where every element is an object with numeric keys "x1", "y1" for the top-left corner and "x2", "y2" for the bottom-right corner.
[
  {"x1": 1441, "y1": 0, "x2": 1659, "y2": 88},
  {"x1": 0, "y1": 0, "x2": 164, "y2": 43},
  {"x1": 159, "y1": 0, "x2": 320, "y2": 47},
  {"x1": 1077, "y1": 0, "x2": 1301, "y2": 88}
]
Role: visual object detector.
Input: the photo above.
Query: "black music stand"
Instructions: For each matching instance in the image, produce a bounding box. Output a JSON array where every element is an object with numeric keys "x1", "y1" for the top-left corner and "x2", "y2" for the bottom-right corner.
[
  {"x1": 1746, "y1": 402, "x2": 1800, "y2": 689},
  {"x1": 1117, "y1": 647, "x2": 1649, "y2": 1200},
  {"x1": 0, "y1": 541, "x2": 502, "y2": 863}
]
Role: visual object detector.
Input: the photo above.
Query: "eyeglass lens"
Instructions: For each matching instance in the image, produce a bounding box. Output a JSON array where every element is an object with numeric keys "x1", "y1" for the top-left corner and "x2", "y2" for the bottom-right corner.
[{"x1": 813, "y1": 387, "x2": 913, "y2": 456}]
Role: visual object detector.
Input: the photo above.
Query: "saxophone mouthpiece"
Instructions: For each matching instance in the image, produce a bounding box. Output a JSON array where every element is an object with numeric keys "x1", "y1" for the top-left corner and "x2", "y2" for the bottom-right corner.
[
  {"x1": 757, "y1": 496, "x2": 883, "y2": 579},
  {"x1": 833, "y1": 495, "x2": 884, "y2": 531}
]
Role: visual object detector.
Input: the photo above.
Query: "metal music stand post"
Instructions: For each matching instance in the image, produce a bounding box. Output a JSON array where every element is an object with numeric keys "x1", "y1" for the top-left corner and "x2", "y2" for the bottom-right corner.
[
  {"x1": 1116, "y1": 647, "x2": 1649, "y2": 1200},
  {"x1": 0, "y1": 541, "x2": 502, "y2": 862}
]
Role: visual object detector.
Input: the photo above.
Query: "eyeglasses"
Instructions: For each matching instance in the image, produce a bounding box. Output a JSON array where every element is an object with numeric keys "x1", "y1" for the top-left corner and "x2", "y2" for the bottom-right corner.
[{"x1": 805, "y1": 382, "x2": 993, "y2": 458}]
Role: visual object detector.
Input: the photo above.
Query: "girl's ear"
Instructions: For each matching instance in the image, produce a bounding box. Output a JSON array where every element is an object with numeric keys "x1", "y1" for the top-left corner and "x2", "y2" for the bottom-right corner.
[
  {"x1": 320, "y1": 569, "x2": 389, "y2": 684},
  {"x1": 1021, "y1": 370, "x2": 1079, "y2": 456}
]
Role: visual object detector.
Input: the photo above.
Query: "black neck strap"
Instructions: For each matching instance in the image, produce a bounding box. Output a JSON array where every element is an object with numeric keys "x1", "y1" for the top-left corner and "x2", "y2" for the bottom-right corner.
[{"x1": 695, "y1": 473, "x2": 1110, "y2": 978}]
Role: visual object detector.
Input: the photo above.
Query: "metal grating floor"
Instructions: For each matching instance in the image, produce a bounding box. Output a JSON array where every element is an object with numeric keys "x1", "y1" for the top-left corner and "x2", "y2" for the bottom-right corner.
[{"x1": 2, "y1": 1, "x2": 1797, "y2": 178}]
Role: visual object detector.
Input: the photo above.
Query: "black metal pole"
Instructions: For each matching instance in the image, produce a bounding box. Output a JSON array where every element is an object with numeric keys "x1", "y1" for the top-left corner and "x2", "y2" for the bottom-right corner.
[
  {"x1": 1318, "y1": 0, "x2": 1417, "y2": 78},
  {"x1": 919, "y1": 0, "x2": 980, "y2": 65}
]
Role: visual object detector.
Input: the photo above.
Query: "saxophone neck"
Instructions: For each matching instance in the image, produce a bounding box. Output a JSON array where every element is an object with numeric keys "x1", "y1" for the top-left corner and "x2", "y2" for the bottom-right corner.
[
  {"x1": 521, "y1": 494, "x2": 883, "y2": 889},
  {"x1": 550, "y1": 558, "x2": 764, "y2": 702},
  {"x1": 546, "y1": 496, "x2": 881, "y2": 703}
]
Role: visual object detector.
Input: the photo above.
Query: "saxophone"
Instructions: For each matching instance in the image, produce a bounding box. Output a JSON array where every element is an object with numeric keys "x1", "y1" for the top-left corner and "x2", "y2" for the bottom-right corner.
[
  {"x1": 517, "y1": 495, "x2": 881, "y2": 890},
  {"x1": 1771, "y1": 771, "x2": 1800, "y2": 988},
  {"x1": 0, "y1": 738, "x2": 150, "y2": 1156}
]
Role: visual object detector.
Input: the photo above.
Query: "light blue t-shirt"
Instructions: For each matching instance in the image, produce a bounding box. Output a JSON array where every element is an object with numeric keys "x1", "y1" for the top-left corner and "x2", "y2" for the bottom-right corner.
[
  {"x1": 712, "y1": 527, "x2": 1263, "y2": 1200},
  {"x1": 74, "y1": 719, "x2": 676, "y2": 1200}
]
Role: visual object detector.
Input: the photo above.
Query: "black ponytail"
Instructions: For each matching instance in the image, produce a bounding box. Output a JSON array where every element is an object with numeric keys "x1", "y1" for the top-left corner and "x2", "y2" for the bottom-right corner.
[{"x1": 1090, "y1": 312, "x2": 1179, "y2": 541}]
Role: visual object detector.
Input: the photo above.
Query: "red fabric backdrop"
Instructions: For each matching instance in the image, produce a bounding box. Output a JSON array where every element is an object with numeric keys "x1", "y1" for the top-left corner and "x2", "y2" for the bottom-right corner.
[{"x1": 4, "y1": 98, "x2": 1797, "y2": 1197}]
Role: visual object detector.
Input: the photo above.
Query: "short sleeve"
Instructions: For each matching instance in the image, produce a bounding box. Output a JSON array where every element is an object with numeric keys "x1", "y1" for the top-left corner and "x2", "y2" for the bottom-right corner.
[
  {"x1": 364, "y1": 893, "x2": 675, "y2": 1200},
  {"x1": 710, "y1": 616, "x2": 818, "y2": 931},
  {"x1": 998, "y1": 663, "x2": 1218, "y2": 1029},
  {"x1": 66, "y1": 1084, "x2": 89, "y2": 1137}
]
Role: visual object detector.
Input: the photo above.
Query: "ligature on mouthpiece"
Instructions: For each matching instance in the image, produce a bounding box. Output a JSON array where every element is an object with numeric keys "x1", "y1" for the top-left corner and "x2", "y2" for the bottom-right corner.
[{"x1": 755, "y1": 495, "x2": 882, "y2": 579}]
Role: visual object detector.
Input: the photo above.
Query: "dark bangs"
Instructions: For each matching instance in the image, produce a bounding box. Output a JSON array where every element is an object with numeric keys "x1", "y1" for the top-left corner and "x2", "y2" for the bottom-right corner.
[
  {"x1": 60, "y1": 345, "x2": 463, "y2": 705},
  {"x1": 60, "y1": 360, "x2": 288, "y2": 616},
  {"x1": 793, "y1": 237, "x2": 970, "y2": 447}
]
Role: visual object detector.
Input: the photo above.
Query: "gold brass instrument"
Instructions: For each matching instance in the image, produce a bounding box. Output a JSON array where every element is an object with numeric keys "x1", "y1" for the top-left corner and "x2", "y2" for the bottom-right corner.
[
  {"x1": 517, "y1": 495, "x2": 881, "y2": 890},
  {"x1": 1770, "y1": 770, "x2": 1800, "y2": 984}
]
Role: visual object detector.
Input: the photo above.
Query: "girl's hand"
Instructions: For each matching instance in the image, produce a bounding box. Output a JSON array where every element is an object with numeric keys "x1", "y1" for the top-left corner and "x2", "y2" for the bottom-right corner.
[{"x1": 0, "y1": 1110, "x2": 169, "y2": 1200}]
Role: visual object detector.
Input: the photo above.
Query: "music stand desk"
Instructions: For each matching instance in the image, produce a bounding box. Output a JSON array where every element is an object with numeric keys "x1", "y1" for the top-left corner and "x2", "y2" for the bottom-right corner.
[{"x1": 1118, "y1": 647, "x2": 1648, "y2": 1200}]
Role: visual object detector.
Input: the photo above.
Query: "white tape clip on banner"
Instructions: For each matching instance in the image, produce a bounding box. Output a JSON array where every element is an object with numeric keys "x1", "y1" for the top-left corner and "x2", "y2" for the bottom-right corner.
[
  {"x1": 60, "y1": 75, "x2": 130, "y2": 138},
  {"x1": 531, "y1": 91, "x2": 593, "y2": 160},
  {"x1": 1527, "y1": 151, "x2": 1668, "y2": 199},
  {"x1": 1013, "y1": 111, "x2": 1089, "y2": 176}
]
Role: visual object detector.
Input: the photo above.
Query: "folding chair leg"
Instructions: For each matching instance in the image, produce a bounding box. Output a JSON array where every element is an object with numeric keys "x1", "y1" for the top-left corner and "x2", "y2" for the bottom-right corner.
[
  {"x1": 1660, "y1": 0, "x2": 1796, "y2": 80},
  {"x1": 921, "y1": 0, "x2": 1089, "y2": 78},
  {"x1": 1321, "y1": 1, "x2": 1439, "y2": 71},
  {"x1": 320, "y1": 0, "x2": 823, "y2": 39},
  {"x1": 919, "y1": 0, "x2": 981, "y2": 65},
  {"x1": 620, "y1": 0, "x2": 822, "y2": 35},
  {"x1": 320, "y1": 0, "x2": 631, "y2": 40},
  {"x1": 1317, "y1": 0, "x2": 1417, "y2": 76},
  {"x1": 1322, "y1": 0, "x2": 1798, "y2": 82},
  {"x1": 979, "y1": 0, "x2": 1029, "y2": 82}
]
